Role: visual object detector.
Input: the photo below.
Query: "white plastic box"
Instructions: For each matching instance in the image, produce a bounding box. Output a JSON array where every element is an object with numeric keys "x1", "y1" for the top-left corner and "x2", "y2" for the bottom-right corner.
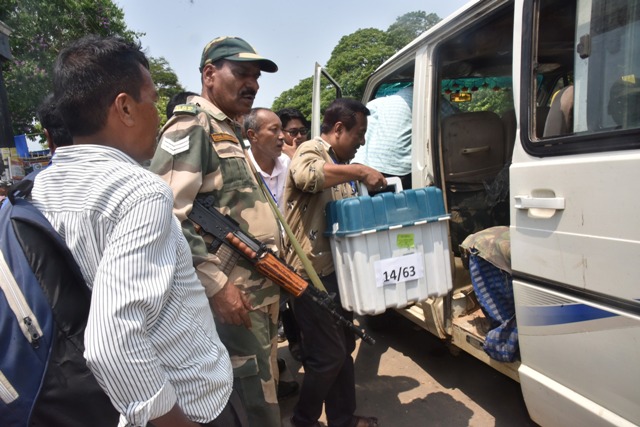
[{"x1": 325, "y1": 186, "x2": 453, "y2": 315}]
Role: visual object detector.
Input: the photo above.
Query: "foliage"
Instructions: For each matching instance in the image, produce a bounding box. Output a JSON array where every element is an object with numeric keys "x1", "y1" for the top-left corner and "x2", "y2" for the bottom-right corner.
[
  {"x1": 0, "y1": 0, "x2": 140, "y2": 135},
  {"x1": 272, "y1": 77, "x2": 313, "y2": 119},
  {"x1": 150, "y1": 56, "x2": 184, "y2": 99},
  {"x1": 326, "y1": 28, "x2": 395, "y2": 99},
  {"x1": 386, "y1": 12, "x2": 441, "y2": 50},
  {"x1": 0, "y1": 0, "x2": 185, "y2": 136},
  {"x1": 456, "y1": 88, "x2": 514, "y2": 117},
  {"x1": 150, "y1": 57, "x2": 185, "y2": 127},
  {"x1": 272, "y1": 11, "x2": 442, "y2": 116}
]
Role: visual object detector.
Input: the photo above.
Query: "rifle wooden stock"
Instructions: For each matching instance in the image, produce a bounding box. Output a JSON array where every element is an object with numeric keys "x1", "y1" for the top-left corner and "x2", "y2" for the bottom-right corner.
[
  {"x1": 224, "y1": 233, "x2": 307, "y2": 297},
  {"x1": 255, "y1": 253, "x2": 308, "y2": 297}
]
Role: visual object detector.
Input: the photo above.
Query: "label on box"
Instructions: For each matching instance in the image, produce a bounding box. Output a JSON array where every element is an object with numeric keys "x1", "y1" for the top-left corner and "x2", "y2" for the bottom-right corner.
[
  {"x1": 397, "y1": 233, "x2": 415, "y2": 249},
  {"x1": 374, "y1": 253, "x2": 424, "y2": 287}
]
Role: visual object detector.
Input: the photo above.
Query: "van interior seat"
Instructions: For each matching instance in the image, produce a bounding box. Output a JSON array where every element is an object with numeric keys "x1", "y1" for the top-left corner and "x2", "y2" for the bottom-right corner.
[
  {"x1": 535, "y1": 106, "x2": 550, "y2": 138},
  {"x1": 543, "y1": 85, "x2": 574, "y2": 137},
  {"x1": 441, "y1": 111, "x2": 506, "y2": 189}
]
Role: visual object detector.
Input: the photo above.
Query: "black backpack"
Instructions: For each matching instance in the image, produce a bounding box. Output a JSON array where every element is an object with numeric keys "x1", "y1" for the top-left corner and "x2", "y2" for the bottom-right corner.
[{"x1": 0, "y1": 178, "x2": 119, "y2": 426}]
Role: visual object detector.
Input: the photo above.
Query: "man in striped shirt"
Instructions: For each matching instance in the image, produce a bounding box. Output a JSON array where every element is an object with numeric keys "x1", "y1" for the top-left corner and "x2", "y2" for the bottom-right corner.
[{"x1": 31, "y1": 35, "x2": 242, "y2": 427}]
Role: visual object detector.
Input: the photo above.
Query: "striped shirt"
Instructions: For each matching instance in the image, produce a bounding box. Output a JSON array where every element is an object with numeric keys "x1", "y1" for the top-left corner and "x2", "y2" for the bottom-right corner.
[{"x1": 31, "y1": 145, "x2": 233, "y2": 427}]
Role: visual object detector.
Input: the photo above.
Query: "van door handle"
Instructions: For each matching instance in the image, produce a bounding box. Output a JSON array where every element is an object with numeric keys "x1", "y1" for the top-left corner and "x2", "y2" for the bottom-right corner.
[
  {"x1": 514, "y1": 196, "x2": 565, "y2": 210},
  {"x1": 460, "y1": 146, "x2": 490, "y2": 154}
]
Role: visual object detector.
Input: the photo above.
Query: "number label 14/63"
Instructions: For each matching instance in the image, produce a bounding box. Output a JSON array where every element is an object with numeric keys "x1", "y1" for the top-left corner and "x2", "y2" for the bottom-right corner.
[{"x1": 373, "y1": 253, "x2": 425, "y2": 287}]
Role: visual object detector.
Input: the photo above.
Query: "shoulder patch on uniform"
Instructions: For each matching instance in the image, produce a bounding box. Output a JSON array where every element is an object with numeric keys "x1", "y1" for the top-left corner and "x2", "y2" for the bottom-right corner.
[
  {"x1": 160, "y1": 135, "x2": 190, "y2": 155},
  {"x1": 211, "y1": 132, "x2": 239, "y2": 144},
  {"x1": 173, "y1": 104, "x2": 198, "y2": 116}
]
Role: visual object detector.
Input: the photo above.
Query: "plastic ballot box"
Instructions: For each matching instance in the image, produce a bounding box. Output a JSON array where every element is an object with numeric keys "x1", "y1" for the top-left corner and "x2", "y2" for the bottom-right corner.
[{"x1": 325, "y1": 184, "x2": 453, "y2": 315}]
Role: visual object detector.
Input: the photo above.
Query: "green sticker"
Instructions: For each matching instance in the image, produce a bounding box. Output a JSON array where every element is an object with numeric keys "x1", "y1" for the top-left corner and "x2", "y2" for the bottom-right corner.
[{"x1": 397, "y1": 234, "x2": 415, "y2": 248}]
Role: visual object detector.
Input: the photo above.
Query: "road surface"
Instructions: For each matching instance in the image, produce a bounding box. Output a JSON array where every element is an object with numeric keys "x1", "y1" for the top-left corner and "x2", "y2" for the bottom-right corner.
[{"x1": 278, "y1": 310, "x2": 538, "y2": 427}]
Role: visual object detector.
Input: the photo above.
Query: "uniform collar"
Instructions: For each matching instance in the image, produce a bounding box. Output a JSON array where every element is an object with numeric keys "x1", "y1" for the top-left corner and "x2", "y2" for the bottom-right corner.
[{"x1": 189, "y1": 95, "x2": 232, "y2": 123}]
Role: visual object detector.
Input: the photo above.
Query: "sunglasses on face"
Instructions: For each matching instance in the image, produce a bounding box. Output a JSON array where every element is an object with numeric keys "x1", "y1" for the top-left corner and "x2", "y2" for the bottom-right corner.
[{"x1": 283, "y1": 127, "x2": 308, "y2": 137}]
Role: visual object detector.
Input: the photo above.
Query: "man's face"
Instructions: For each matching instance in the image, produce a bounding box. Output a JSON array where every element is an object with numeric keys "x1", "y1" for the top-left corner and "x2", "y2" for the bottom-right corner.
[
  {"x1": 282, "y1": 118, "x2": 308, "y2": 147},
  {"x1": 131, "y1": 66, "x2": 160, "y2": 162},
  {"x1": 206, "y1": 60, "x2": 261, "y2": 118},
  {"x1": 333, "y1": 112, "x2": 367, "y2": 162},
  {"x1": 250, "y1": 110, "x2": 285, "y2": 160}
]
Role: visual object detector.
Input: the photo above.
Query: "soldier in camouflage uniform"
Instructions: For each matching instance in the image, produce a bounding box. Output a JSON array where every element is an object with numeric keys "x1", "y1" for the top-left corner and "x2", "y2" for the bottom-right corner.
[
  {"x1": 149, "y1": 36, "x2": 281, "y2": 427},
  {"x1": 282, "y1": 98, "x2": 385, "y2": 427}
]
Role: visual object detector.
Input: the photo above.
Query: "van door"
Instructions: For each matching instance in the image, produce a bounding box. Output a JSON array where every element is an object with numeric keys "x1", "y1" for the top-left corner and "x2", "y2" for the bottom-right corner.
[
  {"x1": 311, "y1": 63, "x2": 342, "y2": 138},
  {"x1": 511, "y1": 0, "x2": 640, "y2": 425}
]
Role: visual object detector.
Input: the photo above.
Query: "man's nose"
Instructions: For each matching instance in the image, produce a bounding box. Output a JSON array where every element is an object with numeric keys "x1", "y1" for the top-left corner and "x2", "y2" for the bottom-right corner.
[{"x1": 247, "y1": 77, "x2": 259, "y2": 92}]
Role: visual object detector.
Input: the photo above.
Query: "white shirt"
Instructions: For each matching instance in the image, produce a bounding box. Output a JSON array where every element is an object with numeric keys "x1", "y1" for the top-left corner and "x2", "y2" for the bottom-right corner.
[
  {"x1": 248, "y1": 150, "x2": 290, "y2": 212},
  {"x1": 31, "y1": 145, "x2": 233, "y2": 426}
]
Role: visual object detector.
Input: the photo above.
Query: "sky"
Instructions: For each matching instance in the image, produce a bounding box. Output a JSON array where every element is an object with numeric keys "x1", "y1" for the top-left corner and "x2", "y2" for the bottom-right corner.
[{"x1": 114, "y1": 0, "x2": 470, "y2": 108}]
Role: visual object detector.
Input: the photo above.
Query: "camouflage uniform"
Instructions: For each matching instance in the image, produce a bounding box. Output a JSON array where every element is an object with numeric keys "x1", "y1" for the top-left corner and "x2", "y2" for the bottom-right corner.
[{"x1": 150, "y1": 95, "x2": 281, "y2": 427}]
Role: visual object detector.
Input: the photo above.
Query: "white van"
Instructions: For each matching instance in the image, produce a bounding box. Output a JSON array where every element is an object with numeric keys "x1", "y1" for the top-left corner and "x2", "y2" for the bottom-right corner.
[{"x1": 323, "y1": 0, "x2": 640, "y2": 425}]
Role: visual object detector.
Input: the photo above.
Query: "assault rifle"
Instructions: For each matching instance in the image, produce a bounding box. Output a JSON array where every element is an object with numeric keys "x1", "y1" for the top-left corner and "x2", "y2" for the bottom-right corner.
[{"x1": 188, "y1": 196, "x2": 375, "y2": 345}]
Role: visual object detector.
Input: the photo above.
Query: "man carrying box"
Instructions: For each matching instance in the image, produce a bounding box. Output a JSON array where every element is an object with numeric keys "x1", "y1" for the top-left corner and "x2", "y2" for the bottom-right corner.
[{"x1": 282, "y1": 98, "x2": 385, "y2": 427}]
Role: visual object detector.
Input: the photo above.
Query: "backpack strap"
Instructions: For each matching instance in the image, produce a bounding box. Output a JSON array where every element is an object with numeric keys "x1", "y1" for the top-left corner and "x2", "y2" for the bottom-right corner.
[{"x1": 8, "y1": 169, "x2": 41, "y2": 204}]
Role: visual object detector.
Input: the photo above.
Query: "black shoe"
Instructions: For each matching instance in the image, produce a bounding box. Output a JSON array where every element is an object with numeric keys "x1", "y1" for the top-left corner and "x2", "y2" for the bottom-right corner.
[{"x1": 277, "y1": 380, "x2": 299, "y2": 400}]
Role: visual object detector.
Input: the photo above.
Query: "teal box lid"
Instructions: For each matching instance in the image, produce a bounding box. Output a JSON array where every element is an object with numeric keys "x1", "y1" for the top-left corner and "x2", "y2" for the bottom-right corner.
[{"x1": 325, "y1": 186, "x2": 449, "y2": 237}]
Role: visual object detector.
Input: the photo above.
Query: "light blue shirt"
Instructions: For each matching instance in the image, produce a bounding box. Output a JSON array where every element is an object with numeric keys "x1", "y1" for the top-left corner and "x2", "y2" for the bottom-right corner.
[{"x1": 353, "y1": 86, "x2": 413, "y2": 176}]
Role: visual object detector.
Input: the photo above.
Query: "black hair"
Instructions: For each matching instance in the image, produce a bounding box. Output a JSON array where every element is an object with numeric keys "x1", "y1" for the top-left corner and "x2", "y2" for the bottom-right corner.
[
  {"x1": 276, "y1": 107, "x2": 309, "y2": 129},
  {"x1": 320, "y1": 98, "x2": 370, "y2": 134},
  {"x1": 36, "y1": 93, "x2": 73, "y2": 147},
  {"x1": 53, "y1": 35, "x2": 149, "y2": 137},
  {"x1": 166, "y1": 91, "x2": 199, "y2": 120}
]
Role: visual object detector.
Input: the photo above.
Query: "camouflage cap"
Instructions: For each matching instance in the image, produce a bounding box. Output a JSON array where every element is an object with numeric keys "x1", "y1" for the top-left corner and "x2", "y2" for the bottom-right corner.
[{"x1": 199, "y1": 36, "x2": 278, "y2": 73}]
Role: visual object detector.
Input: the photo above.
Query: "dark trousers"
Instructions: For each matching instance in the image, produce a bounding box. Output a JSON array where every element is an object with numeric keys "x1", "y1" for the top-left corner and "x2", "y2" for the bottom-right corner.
[
  {"x1": 291, "y1": 273, "x2": 356, "y2": 427},
  {"x1": 148, "y1": 390, "x2": 248, "y2": 427},
  {"x1": 281, "y1": 298, "x2": 301, "y2": 345},
  {"x1": 200, "y1": 390, "x2": 249, "y2": 427}
]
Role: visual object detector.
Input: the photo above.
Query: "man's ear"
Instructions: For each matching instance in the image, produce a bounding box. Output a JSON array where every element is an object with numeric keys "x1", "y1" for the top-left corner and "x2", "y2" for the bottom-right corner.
[
  {"x1": 43, "y1": 129, "x2": 54, "y2": 150},
  {"x1": 201, "y1": 63, "x2": 216, "y2": 87},
  {"x1": 246, "y1": 128, "x2": 257, "y2": 142},
  {"x1": 333, "y1": 121, "x2": 344, "y2": 136},
  {"x1": 113, "y1": 92, "x2": 135, "y2": 127}
]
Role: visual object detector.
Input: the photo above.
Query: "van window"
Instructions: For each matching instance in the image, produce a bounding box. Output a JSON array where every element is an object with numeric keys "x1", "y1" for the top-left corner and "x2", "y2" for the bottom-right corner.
[
  {"x1": 441, "y1": 77, "x2": 513, "y2": 117},
  {"x1": 524, "y1": 0, "x2": 640, "y2": 154}
]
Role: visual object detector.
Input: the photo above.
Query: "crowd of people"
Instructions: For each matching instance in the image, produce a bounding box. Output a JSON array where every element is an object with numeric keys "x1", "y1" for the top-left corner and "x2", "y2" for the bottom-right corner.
[{"x1": 11, "y1": 34, "x2": 390, "y2": 427}]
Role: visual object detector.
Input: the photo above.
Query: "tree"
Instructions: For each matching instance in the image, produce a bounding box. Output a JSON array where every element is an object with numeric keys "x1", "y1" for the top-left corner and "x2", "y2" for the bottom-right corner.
[
  {"x1": 272, "y1": 11, "x2": 442, "y2": 113},
  {"x1": 386, "y1": 11, "x2": 441, "y2": 50},
  {"x1": 0, "y1": 0, "x2": 136, "y2": 134},
  {"x1": 149, "y1": 56, "x2": 185, "y2": 127},
  {"x1": 0, "y1": 1, "x2": 185, "y2": 135},
  {"x1": 326, "y1": 28, "x2": 395, "y2": 99},
  {"x1": 150, "y1": 56, "x2": 184, "y2": 100},
  {"x1": 272, "y1": 77, "x2": 313, "y2": 119}
]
